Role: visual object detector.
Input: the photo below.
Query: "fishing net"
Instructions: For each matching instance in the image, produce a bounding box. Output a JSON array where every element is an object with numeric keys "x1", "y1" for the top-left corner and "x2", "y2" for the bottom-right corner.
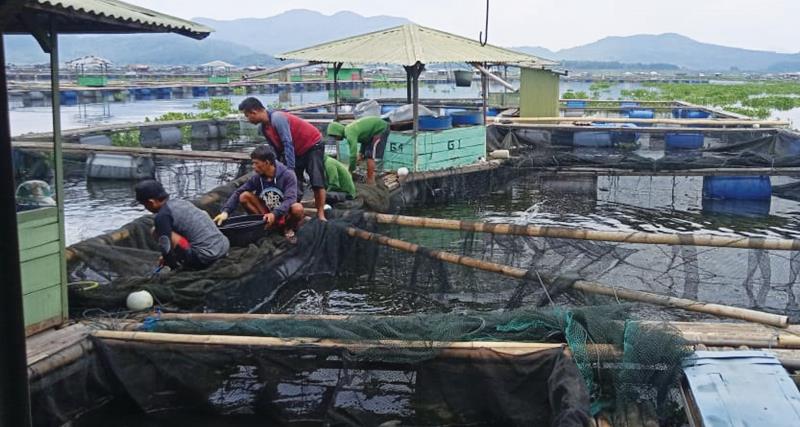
[
  {"x1": 66, "y1": 177, "x2": 393, "y2": 313},
  {"x1": 83, "y1": 337, "x2": 590, "y2": 427},
  {"x1": 488, "y1": 126, "x2": 800, "y2": 170},
  {"x1": 141, "y1": 305, "x2": 691, "y2": 413}
]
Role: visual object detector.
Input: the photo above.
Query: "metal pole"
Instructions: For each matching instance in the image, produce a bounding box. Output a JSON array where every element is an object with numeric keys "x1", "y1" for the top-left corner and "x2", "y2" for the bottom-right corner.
[
  {"x1": 0, "y1": 33, "x2": 34, "y2": 427},
  {"x1": 333, "y1": 62, "x2": 342, "y2": 119},
  {"x1": 481, "y1": 63, "x2": 488, "y2": 124},
  {"x1": 404, "y1": 66, "x2": 412, "y2": 104},
  {"x1": 412, "y1": 63, "x2": 423, "y2": 172}
]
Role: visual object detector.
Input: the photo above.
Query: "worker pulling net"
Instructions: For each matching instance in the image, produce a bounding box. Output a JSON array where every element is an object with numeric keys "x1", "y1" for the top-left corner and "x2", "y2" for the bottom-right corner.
[{"x1": 66, "y1": 179, "x2": 392, "y2": 313}]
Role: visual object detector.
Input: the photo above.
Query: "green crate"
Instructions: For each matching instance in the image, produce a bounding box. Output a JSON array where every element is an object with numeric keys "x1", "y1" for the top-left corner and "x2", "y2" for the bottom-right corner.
[
  {"x1": 77, "y1": 75, "x2": 107, "y2": 87},
  {"x1": 208, "y1": 76, "x2": 231, "y2": 84},
  {"x1": 383, "y1": 125, "x2": 486, "y2": 172}
]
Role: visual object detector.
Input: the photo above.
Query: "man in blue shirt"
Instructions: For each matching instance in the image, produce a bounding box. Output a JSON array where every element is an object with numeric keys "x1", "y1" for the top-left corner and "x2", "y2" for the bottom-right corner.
[{"x1": 213, "y1": 145, "x2": 305, "y2": 242}]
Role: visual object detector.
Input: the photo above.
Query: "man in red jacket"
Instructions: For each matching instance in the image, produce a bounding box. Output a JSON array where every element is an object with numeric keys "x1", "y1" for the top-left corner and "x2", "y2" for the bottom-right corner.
[{"x1": 239, "y1": 97, "x2": 327, "y2": 221}]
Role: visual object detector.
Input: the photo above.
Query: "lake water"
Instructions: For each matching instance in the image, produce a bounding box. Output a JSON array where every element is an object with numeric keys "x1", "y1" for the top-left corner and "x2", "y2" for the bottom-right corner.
[{"x1": 10, "y1": 80, "x2": 800, "y2": 317}]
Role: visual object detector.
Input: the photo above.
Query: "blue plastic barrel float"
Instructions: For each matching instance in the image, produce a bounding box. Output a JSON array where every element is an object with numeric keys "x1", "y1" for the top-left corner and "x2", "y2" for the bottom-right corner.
[
  {"x1": 566, "y1": 100, "x2": 586, "y2": 109},
  {"x1": 672, "y1": 108, "x2": 712, "y2": 119},
  {"x1": 486, "y1": 107, "x2": 503, "y2": 117},
  {"x1": 450, "y1": 111, "x2": 483, "y2": 126},
  {"x1": 155, "y1": 87, "x2": 172, "y2": 99},
  {"x1": 418, "y1": 115, "x2": 452, "y2": 131},
  {"x1": 627, "y1": 109, "x2": 655, "y2": 119},
  {"x1": 665, "y1": 132, "x2": 704, "y2": 150},
  {"x1": 60, "y1": 91, "x2": 78, "y2": 105},
  {"x1": 701, "y1": 198, "x2": 771, "y2": 217},
  {"x1": 134, "y1": 88, "x2": 152, "y2": 99},
  {"x1": 703, "y1": 176, "x2": 772, "y2": 200},
  {"x1": 192, "y1": 86, "x2": 208, "y2": 97},
  {"x1": 573, "y1": 131, "x2": 613, "y2": 148},
  {"x1": 580, "y1": 123, "x2": 640, "y2": 147}
]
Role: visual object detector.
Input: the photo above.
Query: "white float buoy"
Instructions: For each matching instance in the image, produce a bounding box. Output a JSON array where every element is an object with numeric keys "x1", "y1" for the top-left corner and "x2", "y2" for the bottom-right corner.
[
  {"x1": 126, "y1": 290, "x2": 154, "y2": 311},
  {"x1": 397, "y1": 167, "x2": 409, "y2": 178},
  {"x1": 489, "y1": 149, "x2": 511, "y2": 159}
]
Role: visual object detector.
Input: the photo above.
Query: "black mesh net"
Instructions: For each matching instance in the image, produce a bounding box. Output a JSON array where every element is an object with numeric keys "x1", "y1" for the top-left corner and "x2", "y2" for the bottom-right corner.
[{"x1": 488, "y1": 126, "x2": 800, "y2": 170}]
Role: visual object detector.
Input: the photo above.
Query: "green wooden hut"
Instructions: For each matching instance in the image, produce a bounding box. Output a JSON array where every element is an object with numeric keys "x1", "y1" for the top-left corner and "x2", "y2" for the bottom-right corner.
[{"x1": 0, "y1": 3, "x2": 210, "y2": 422}]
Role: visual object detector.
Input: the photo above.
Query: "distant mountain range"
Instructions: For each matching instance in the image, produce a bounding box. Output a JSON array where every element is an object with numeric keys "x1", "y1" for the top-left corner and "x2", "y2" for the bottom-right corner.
[
  {"x1": 4, "y1": 10, "x2": 800, "y2": 72},
  {"x1": 513, "y1": 33, "x2": 800, "y2": 72},
  {"x1": 5, "y1": 33, "x2": 277, "y2": 67},
  {"x1": 193, "y1": 9, "x2": 411, "y2": 56}
]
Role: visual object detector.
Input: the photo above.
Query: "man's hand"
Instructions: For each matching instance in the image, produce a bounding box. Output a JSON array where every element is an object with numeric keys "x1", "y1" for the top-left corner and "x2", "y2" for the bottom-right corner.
[
  {"x1": 213, "y1": 211, "x2": 229, "y2": 226},
  {"x1": 264, "y1": 212, "x2": 276, "y2": 228},
  {"x1": 158, "y1": 256, "x2": 165, "y2": 267}
]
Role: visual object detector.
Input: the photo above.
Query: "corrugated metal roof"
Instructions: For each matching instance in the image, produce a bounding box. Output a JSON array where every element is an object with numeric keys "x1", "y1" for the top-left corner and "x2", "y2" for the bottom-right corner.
[
  {"x1": 278, "y1": 24, "x2": 555, "y2": 67},
  {"x1": 682, "y1": 351, "x2": 800, "y2": 427},
  {"x1": 27, "y1": 0, "x2": 212, "y2": 39}
]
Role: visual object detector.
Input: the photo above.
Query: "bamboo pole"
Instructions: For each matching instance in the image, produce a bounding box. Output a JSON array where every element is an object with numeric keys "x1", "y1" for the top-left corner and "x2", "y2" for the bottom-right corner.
[
  {"x1": 491, "y1": 116, "x2": 790, "y2": 127},
  {"x1": 342, "y1": 226, "x2": 789, "y2": 328},
  {"x1": 361, "y1": 213, "x2": 800, "y2": 251},
  {"x1": 13, "y1": 141, "x2": 251, "y2": 161},
  {"x1": 93, "y1": 330, "x2": 575, "y2": 356},
  {"x1": 159, "y1": 314, "x2": 800, "y2": 349}
]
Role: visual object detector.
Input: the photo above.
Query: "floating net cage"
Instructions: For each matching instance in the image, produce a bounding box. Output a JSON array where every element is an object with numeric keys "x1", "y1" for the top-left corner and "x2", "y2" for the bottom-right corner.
[{"x1": 55, "y1": 125, "x2": 800, "y2": 425}]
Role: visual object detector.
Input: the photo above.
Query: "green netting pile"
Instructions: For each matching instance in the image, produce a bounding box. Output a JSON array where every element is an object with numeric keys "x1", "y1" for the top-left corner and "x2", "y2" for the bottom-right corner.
[{"x1": 142, "y1": 304, "x2": 691, "y2": 415}]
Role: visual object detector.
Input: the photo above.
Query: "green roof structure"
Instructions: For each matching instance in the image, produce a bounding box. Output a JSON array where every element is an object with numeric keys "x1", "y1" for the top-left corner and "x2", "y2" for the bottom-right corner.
[{"x1": 3, "y1": 0, "x2": 212, "y2": 39}]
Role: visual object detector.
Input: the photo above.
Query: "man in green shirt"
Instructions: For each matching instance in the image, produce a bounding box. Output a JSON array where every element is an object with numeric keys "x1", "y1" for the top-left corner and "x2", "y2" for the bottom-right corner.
[
  {"x1": 324, "y1": 155, "x2": 357, "y2": 203},
  {"x1": 327, "y1": 116, "x2": 390, "y2": 185}
]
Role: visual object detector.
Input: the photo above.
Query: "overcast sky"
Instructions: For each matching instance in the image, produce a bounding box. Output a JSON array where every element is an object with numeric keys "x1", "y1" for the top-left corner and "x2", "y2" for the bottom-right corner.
[{"x1": 128, "y1": 0, "x2": 799, "y2": 53}]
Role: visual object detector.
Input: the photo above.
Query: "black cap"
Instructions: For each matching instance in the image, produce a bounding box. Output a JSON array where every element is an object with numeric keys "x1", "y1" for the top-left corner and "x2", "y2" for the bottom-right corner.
[{"x1": 134, "y1": 180, "x2": 168, "y2": 203}]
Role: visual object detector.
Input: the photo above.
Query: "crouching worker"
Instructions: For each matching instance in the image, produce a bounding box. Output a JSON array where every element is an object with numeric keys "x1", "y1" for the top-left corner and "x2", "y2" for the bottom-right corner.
[
  {"x1": 327, "y1": 116, "x2": 389, "y2": 186},
  {"x1": 213, "y1": 145, "x2": 305, "y2": 243},
  {"x1": 324, "y1": 154, "x2": 357, "y2": 204},
  {"x1": 135, "y1": 179, "x2": 230, "y2": 270}
]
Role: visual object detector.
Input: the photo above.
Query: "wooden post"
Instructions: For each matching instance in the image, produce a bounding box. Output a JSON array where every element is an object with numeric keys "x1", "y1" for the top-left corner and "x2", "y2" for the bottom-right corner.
[
  {"x1": 342, "y1": 225, "x2": 789, "y2": 328},
  {"x1": 50, "y1": 21, "x2": 68, "y2": 327},
  {"x1": 481, "y1": 62, "x2": 488, "y2": 124},
  {"x1": 332, "y1": 62, "x2": 342, "y2": 120},
  {"x1": 404, "y1": 65, "x2": 412, "y2": 104},
  {"x1": 0, "y1": 32, "x2": 34, "y2": 427}
]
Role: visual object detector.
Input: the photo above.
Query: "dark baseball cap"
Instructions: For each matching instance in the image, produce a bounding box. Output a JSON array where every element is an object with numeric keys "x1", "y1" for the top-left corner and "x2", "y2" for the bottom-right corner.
[{"x1": 134, "y1": 179, "x2": 168, "y2": 203}]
